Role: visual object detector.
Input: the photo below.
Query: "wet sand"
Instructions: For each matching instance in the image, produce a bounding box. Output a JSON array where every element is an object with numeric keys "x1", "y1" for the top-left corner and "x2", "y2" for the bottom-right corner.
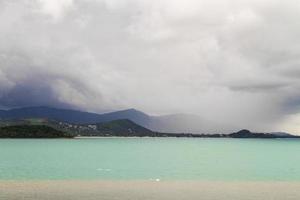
[{"x1": 1, "y1": 181, "x2": 300, "y2": 200}]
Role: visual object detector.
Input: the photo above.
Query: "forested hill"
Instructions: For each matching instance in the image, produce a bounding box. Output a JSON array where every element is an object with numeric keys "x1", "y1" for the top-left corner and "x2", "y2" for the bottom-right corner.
[
  {"x1": 0, "y1": 125, "x2": 73, "y2": 138},
  {"x1": 94, "y1": 119, "x2": 154, "y2": 137}
]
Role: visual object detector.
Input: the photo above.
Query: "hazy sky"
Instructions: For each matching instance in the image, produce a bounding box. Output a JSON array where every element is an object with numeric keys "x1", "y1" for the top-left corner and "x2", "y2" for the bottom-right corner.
[{"x1": 0, "y1": 0, "x2": 300, "y2": 133}]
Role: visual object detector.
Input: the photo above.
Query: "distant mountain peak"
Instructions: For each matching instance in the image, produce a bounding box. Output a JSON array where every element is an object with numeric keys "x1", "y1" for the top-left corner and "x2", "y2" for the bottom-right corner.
[
  {"x1": 110, "y1": 108, "x2": 146, "y2": 114},
  {"x1": 236, "y1": 129, "x2": 251, "y2": 134}
]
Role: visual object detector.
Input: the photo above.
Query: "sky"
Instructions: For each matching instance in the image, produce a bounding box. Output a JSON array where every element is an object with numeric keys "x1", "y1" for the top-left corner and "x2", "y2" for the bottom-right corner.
[{"x1": 0, "y1": 0, "x2": 300, "y2": 133}]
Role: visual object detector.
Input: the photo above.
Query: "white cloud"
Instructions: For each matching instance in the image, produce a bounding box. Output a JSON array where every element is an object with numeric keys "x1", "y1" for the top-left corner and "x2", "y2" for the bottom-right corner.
[{"x1": 37, "y1": 0, "x2": 74, "y2": 20}]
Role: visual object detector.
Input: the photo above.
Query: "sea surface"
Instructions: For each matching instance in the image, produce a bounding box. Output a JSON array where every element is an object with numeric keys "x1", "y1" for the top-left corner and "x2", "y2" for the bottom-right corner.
[{"x1": 0, "y1": 137, "x2": 300, "y2": 181}]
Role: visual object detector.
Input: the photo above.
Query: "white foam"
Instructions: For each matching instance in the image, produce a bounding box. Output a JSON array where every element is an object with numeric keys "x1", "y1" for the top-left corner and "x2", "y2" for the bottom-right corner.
[
  {"x1": 149, "y1": 178, "x2": 161, "y2": 182},
  {"x1": 97, "y1": 168, "x2": 112, "y2": 172}
]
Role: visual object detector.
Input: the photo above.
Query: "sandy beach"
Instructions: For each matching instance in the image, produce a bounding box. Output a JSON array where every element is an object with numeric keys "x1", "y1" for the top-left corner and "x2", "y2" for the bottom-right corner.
[{"x1": 1, "y1": 181, "x2": 300, "y2": 200}]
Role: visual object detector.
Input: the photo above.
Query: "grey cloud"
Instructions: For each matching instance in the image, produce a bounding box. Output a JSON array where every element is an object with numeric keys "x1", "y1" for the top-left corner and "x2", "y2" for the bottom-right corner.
[
  {"x1": 228, "y1": 82, "x2": 288, "y2": 93},
  {"x1": 1, "y1": 0, "x2": 300, "y2": 132}
]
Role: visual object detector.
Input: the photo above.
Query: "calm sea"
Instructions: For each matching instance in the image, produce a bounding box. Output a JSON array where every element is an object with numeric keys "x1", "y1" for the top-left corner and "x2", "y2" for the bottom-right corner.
[{"x1": 0, "y1": 138, "x2": 300, "y2": 181}]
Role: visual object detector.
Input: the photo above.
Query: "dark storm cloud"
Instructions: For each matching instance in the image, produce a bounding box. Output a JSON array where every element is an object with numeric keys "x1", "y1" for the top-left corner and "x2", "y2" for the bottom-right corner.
[{"x1": 0, "y1": 81, "x2": 71, "y2": 109}]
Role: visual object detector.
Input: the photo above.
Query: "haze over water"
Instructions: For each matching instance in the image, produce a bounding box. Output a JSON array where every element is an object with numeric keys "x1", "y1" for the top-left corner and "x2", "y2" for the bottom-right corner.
[{"x1": 1, "y1": 138, "x2": 300, "y2": 181}]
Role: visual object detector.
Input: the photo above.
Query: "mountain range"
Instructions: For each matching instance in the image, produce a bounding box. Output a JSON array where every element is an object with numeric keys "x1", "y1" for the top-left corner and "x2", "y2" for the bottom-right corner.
[
  {"x1": 0, "y1": 106, "x2": 230, "y2": 133},
  {"x1": 1, "y1": 118, "x2": 298, "y2": 138},
  {"x1": 0, "y1": 106, "x2": 297, "y2": 136}
]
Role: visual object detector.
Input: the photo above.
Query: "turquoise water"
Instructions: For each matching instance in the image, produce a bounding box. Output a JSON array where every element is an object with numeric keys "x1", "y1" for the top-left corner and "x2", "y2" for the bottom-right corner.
[{"x1": 0, "y1": 138, "x2": 300, "y2": 181}]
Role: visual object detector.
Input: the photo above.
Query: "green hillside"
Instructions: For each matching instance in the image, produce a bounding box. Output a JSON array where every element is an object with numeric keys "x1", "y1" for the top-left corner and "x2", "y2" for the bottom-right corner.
[{"x1": 93, "y1": 119, "x2": 154, "y2": 136}]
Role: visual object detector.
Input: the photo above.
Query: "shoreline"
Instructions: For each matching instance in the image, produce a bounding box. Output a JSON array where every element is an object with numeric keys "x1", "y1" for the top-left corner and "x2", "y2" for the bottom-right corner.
[
  {"x1": 1, "y1": 180, "x2": 300, "y2": 200},
  {"x1": 74, "y1": 136, "x2": 300, "y2": 139}
]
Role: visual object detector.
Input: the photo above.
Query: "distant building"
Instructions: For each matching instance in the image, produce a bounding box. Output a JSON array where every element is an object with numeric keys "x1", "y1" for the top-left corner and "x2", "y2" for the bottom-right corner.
[{"x1": 88, "y1": 125, "x2": 97, "y2": 130}]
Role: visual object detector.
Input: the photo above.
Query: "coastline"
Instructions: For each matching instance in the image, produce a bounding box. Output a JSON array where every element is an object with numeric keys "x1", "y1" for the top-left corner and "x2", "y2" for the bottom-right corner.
[
  {"x1": 1, "y1": 180, "x2": 300, "y2": 200},
  {"x1": 74, "y1": 136, "x2": 300, "y2": 139}
]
